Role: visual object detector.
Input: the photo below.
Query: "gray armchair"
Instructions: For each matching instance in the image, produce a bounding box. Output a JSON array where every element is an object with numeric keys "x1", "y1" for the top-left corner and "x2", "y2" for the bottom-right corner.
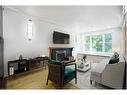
[{"x1": 90, "y1": 55, "x2": 125, "y2": 89}]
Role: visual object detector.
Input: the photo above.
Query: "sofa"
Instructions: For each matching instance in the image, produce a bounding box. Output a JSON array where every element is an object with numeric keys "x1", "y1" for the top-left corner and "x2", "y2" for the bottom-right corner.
[{"x1": 90, "y1": 55, "x2": 125, "y2": 89}]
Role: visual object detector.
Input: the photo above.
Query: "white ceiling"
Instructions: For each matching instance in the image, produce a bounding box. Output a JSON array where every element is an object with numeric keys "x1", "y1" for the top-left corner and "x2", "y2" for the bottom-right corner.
[{"x1": 7, "y1": 6, "x2": 123, "y2": 32}]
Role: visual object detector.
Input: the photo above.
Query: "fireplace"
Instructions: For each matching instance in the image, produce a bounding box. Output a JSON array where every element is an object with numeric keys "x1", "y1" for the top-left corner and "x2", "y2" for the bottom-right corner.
[
  {"x1": 56, "y1": 50, "x2": 66, "y2": 61},
  {"x1": 49, "y1": 47, "x2": 73, "y2": 61}
]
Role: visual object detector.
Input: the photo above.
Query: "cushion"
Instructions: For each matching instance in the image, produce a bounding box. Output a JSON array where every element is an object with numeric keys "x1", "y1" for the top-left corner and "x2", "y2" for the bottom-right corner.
[
  {"x1": 91, "y1": 71, "x2": 102, "y2": 77},
  {"x1": 91, "y1": 59, "x2": 109, "y2": 77},
  {"x1": 91, "y1": 64, "x2": 104, "y2": 77},
  {"x1": 48, "y1": 60, "x2": 61, "y2": 65},
  {"x1": 64, "y1": 67, "x2": 75, "y2": 84},
  {"x1": 109, "y1": 52, "x2": 119, "y2": 64},
  {"x1": 64, "y1": 67, "x2": 75, "y2": 76}
]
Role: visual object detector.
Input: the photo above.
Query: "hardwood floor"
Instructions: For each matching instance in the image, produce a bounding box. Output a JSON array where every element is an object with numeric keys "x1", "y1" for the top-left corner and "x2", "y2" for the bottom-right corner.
[
  {"x1": 7, "y1": 68, "x2": 78, "y2": 89},
  {"x1": 7, "y1": 63, "x2": 105, "y2": 89}
]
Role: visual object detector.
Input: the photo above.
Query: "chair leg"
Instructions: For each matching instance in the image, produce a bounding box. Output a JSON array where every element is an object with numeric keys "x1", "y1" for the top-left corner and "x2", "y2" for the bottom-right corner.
[
  {"x1": 46, "y1": 72, "x2": 49, "y2": 85},
  {"x1": 90, "y1": 80, "x2": 92, "y2": 85},
  {"x1": 46, "y1": 79, "x2": 48, "y2": 85},
  {"x1": 46, "y1": 75, "x2": 49, "y2": 85},
  {"x1": 59, "y1": 83, "x2": 63, "y2": 89},
  {"x1": 75, "y1": 69, "x2": 77, "y2": 84},
  {"x1": 75, "y1": 77, "x2": 77, "y2": 84}
]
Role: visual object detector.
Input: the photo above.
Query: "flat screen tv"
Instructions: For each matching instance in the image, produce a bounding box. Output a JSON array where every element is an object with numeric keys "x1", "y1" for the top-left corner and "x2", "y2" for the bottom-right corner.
[{"x1": 53, "y1": 31, "x2": 70, "y2": 44}]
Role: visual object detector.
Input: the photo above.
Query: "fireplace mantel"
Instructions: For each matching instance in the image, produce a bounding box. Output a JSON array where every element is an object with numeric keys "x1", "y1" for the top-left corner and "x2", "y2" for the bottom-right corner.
[
  {"x1": 49, "y1": 47, "x2": 74, "y2": 61},
  {"x1": 49, "y1": 47, "x2": 74, "y2": 49}
]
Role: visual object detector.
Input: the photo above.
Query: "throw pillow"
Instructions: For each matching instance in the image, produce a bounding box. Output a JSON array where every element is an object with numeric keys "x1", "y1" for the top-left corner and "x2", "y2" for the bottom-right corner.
[{"x1": 109, "y1": 52, "x2": 119, "y2": 64}]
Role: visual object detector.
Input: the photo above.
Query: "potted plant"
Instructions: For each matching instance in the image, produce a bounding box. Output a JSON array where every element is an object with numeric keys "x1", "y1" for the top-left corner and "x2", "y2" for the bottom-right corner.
[{"x1": 83, "y1": 55, "x2": 87, "y2": 63}]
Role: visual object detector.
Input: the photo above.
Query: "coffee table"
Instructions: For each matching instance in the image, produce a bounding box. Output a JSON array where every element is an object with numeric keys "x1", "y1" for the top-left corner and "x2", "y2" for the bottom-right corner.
[{"x1": 77, "y1": 61, "x2": 91, "y2": 72}]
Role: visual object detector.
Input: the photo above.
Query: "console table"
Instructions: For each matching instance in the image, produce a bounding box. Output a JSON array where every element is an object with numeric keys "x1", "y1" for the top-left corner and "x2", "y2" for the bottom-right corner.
[
  {"x1": 28, "y1": 57, "x2": 49, "y2": 70},
  {"x1": 8, "y1": 59, "x2": 29, "y2": 79},
  {"x1": 8, "y1": 57, "x2": 49, "y2": 79}
]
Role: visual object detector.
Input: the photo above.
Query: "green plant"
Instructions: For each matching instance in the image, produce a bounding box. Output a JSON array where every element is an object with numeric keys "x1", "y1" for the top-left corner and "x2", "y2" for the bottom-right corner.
[{"x1": 83, "y1": 55, "x2": 87, "y2": 62}]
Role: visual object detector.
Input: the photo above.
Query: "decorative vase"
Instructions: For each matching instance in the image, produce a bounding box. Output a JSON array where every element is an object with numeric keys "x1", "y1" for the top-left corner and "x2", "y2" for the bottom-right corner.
[
  {"x1": 78, "y1": 63, "x2": 84, "y2": 69},
  {"x1": 19, "y1": 55, "x2": 23, "y2": 60}
]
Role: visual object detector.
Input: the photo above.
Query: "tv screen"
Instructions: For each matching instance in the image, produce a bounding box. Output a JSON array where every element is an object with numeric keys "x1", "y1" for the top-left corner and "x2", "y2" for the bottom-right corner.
[{"x1": 53, "y1": 31, "x2": 70, "y2": 44}]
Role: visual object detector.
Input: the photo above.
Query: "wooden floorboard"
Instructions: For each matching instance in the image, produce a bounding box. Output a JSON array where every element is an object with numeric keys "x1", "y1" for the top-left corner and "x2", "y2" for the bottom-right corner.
[{"x1": 7, "y1": 68, "x2": 78, "y2": 89}]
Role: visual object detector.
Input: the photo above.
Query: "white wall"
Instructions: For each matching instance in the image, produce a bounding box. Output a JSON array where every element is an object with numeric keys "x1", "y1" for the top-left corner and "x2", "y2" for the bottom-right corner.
[
  {"x1": 3, "y1": 7, "x2": 122, "y2": 77},
  {"x1": 112, "y1": 28, "x2": 122, "y2": 53},
  {"x1": 3, "y1": 8, "x2": 73, "y2": 76}
]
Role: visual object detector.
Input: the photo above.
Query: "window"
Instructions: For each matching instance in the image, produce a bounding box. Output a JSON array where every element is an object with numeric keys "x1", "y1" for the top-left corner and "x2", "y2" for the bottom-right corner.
[
  {"x1": 104, "y1": 33, "x2": 112, "y2": 52},
  {"x1": 92, "y1": 35, "x2": 103, "y2": 52},
  {"x1": 85, "y1": 36, "x2": 90, "y2": 51},
  {"x1": 85, "y1": 33, "x2": 112, "y2": 53}
]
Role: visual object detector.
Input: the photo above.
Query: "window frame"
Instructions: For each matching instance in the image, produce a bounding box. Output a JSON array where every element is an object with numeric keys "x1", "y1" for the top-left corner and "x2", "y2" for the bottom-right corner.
[{"x1": 85, "y1": 33, "x2": 112, "y2": 53}]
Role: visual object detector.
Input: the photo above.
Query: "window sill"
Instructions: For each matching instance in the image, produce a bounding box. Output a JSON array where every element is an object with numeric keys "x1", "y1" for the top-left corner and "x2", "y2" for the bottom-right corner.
[{"x1": 77, "y1": 52, "x2": 113, "y2": 57}]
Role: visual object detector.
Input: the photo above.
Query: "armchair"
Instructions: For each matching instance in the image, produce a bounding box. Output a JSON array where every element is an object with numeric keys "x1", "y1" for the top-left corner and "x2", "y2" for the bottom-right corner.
[
  {"x1": 90, "y1": 55, "x2": 125, "y2": 89},
  {"x1": 46, "y1": 60, "x2": 77, "y2": 88}
]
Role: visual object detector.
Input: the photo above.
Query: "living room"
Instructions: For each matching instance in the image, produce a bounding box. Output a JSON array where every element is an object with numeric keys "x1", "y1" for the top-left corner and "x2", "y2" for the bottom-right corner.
[{"x1": 0, "y1": 5, "x2": 126, "y2": 90}]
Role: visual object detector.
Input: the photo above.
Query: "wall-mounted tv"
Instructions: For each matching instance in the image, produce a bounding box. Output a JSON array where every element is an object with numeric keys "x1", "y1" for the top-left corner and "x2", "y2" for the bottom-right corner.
[{"x1": 53, "y1": 31, "x2": 70, "y2": 44}]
